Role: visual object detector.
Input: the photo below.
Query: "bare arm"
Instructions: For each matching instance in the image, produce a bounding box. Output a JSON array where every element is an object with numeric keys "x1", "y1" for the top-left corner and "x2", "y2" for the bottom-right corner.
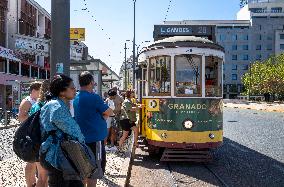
[
  {"x1": 103, "y1": 108, "x2": 113, "y2": 119},
  {"x1": 18, "y1": 100, "x2": 32, "y2": 122}
]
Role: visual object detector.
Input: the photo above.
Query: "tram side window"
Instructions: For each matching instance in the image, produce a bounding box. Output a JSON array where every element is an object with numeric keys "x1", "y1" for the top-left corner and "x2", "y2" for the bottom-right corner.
[
  {"x1": 205, "y1": 56, "x2": 222, "y2": 97},
  {"x1": 142, "y1": 68, "x2": 147, "y2": 96},
  {"x1": 175, "y1": 55, "x2": 202, "y2": 96},
  {"x1": 149, "y1": 56, "x2": 171, "y2": 96}
]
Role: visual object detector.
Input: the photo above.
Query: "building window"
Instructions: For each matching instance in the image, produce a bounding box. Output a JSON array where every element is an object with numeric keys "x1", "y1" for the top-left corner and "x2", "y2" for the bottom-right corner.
[
  {"x1": 242, "y1": 54, "x2": 249, "y2": 60},
  {"x1": 267, "y1": 44, "x2": 273, "y2": 50},
  {"x1": 242, "y1": 34, "x2": 249, "y2": 40},
  {"x1": 232, "y1": 35, "x2": 238, "y2": 41},
  {"x1": 267, "y1": 35, "x2": 273, "y2": 40},
  {"x1": 232, "y1": 74, "x2": 238, "y2": 81},
  {"x1": 242, "y1": 65, "x2": 249, "y2": 70},
  {"x1": 280, "y1": 44, "x2": 284, "y2": 50},
  {"x1": 256, "y1": 45, "x2": 262, "y2": 50},
  {"x1": 232, "y1": 45, "x2": 237, "y2": 50},
  {"x1": 232, "y1": 55, "x2": 238, "y2": 61},
  {"x1": 271, "y1": 7, "x2": 282, "y2": 13},
  {"x1": 242, "y1": 45, "x2": 249, "y2": 50},
  {"x1": 256, "y1": 54, "x2": 262, "y2": 60},
  {"x1": 232, "y1": 64, "x2": 237, "y2": 70},
  {"x1": 280, "y1": 34, "x2": 284, "y2": 40},
  {"x1": 219, "y1": 34, "x2": 226, "y2": 41}
]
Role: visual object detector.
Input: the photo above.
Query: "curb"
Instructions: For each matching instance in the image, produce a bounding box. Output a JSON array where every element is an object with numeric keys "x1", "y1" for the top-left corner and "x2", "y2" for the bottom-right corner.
[{"x1": 224, "y1": 104, "x2": 284, "y2": 113}]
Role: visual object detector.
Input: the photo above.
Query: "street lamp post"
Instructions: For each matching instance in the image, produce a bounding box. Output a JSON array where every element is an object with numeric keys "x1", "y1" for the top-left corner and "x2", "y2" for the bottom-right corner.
[
  {"x1": 132, "y1": 0, "x2": 136, "y2": 91},
  {"x1": 124, "y1": 42, "x2": 127, "y2": 90},
  {"x1": 124, "y1": 40, "x2": 131, "y2": 90}
]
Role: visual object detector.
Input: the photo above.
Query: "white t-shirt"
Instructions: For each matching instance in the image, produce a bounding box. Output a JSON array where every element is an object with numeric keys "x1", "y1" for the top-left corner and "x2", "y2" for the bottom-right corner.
[{"x1": 107, "y1": 99, "x2": 115, "y2": 110}]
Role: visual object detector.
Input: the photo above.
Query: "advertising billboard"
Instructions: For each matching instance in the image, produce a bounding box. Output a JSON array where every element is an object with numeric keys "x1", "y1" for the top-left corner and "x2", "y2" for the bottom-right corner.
[{"x1": 70, "y1": 28, "x2": 86, "y2": 41}]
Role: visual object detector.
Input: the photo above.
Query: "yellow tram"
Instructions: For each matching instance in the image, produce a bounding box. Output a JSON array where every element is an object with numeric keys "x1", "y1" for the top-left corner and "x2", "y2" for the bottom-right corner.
[{"x1": 137, "y1": 36, "x2": 225, "y2": 161}]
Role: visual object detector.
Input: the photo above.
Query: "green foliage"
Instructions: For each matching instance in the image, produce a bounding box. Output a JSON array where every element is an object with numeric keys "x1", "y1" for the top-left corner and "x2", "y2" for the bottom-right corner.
[{"x1": 242, "y1": 54, "x2": 284, "y2": 96}]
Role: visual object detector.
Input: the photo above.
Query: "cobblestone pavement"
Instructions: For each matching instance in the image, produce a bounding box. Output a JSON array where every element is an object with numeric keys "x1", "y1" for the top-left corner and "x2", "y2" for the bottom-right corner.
[
  {"x1": 129, "y1": 108, "x2": 284, "y2": 187},
  {"x1": 224, "y1": 99, "x2": 284, "y2": 112},
  {"x1": 0, "y1": 127, "x2": 132, "y2": 187}
]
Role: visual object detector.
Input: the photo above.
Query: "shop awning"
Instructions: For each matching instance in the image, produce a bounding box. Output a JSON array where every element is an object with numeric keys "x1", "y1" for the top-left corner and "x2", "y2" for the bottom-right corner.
[
  {"x1": 0, "y1": 72, "x2": 30, "y2": 85},
  {"x1": 0, "y1": 46, "x2": 21, "y2": 62}
]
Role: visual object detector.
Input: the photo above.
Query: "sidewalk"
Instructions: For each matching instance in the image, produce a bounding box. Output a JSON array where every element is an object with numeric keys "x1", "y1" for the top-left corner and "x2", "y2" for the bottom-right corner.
[
  {"x1": 223, "y1": 99, "x2": 284, "y2": 113},
  {"x1": 0, "y1": 127, "x2": 133, "y2": 187}
]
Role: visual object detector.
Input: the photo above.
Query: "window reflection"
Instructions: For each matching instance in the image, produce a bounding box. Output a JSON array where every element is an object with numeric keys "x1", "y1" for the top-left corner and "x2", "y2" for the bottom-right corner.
[
  {"x1": 175, "y1": 55, "x2": 202, "y2": 96},
  {"x1": 148, "y1": 56, "x2": 171, "y2": 96}
]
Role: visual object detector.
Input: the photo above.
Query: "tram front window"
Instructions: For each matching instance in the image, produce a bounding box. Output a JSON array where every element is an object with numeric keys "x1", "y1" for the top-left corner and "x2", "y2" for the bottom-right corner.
[
  {"x1": 205, "y1": 56, "x2": 222, "y2": 97},
  {"x1": 175, "y1": 55, "x2": 202, "y2": 96},
  {"x1": 149, "y1": 56, "x2": 171, "y2": 96}
]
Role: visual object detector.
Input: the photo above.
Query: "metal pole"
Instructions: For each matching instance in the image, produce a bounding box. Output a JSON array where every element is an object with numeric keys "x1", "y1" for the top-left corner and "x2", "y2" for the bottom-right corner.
[
  {"x1": 124, "y1": 42, "x2": 127, "y2": 90},
  {"x1": 132, "y1": 0, "x2": 136, "y2": 90},
  {"x1": 51, "y1": 0, "x2": 70, "y2": 77}
]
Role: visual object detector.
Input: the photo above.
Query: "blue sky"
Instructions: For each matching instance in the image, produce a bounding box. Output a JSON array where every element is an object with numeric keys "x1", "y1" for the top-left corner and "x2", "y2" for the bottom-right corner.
[{"x1": 35, "y1": 0, "x2": 241, "y2": 73}]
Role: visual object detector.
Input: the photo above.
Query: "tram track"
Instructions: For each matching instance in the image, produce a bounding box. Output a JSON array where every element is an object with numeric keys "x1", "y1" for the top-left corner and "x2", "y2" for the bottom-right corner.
[
  {"x1": 203, "y1": 164, "x2": 229, "y2": 187},
  {"x1": 165, "y1": 161, "x2": 230, "y2": 187}
]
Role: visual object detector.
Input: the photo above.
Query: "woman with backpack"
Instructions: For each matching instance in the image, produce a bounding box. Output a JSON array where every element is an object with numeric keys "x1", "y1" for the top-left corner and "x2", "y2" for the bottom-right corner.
[
  {"x1": 28, "y1": 80, "x2": 50, "y2": 187},
  {"x1": 39, "y1": 75, "x2": 85, "y2": 187}
]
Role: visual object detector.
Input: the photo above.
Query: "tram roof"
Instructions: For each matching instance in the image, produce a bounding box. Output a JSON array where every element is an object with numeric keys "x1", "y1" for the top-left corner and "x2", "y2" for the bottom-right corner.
[{"x1": 145, "y1": 36, "x2": 224, "y2": 52}]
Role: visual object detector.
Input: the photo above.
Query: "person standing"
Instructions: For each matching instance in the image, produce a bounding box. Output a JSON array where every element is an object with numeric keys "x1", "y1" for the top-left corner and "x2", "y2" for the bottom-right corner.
[
  {"x1": 18, "y1": 81, "x2": 41, "y2": 187},
  {"x1": 108, "y1": 88, "x2": 124, "y2": 148},
  {"x1": 73, "y1": 71, "x2": 112, "y2": 187},
  {"x1": 119, "y1": 91, "x2": 139, "y2": 149},
  {"x1": 104, "y1": 92, "x2": 116, "y2": 148},
  {"x1": 29, "y1": 80, "x2": 50, "y2": 187},
  {"x1": 39, "y1": 75, "x2": 85, "y2": 187}
]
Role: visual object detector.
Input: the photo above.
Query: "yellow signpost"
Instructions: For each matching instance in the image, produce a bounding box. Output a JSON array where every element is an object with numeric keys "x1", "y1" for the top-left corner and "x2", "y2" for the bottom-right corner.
[{"x1": 70, "y1": 28, "x2": 85, "y2": 41}]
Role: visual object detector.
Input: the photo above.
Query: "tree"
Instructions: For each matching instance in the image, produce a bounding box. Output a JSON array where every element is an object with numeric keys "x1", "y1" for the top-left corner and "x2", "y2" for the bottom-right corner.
[{"x1": 242, "y1": 54, "x2": 284, "y2": 100}]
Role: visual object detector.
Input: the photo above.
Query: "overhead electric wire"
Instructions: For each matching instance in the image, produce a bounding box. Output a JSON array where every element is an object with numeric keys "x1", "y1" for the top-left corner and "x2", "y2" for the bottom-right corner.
[{"x1": 164, "y1": 0, "x2": 173, "y2": 22}]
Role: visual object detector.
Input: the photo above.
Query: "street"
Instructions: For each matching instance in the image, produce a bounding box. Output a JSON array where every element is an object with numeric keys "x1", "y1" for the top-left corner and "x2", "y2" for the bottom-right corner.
[{"x1": 129, "y1": 108, "x2": 284, "y2": 187}]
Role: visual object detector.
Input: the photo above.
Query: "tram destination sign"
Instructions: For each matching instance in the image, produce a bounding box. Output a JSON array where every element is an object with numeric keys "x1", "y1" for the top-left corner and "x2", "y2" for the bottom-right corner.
[{"x1": 154, "y1": 25, "x2": 216, "y2": 41}]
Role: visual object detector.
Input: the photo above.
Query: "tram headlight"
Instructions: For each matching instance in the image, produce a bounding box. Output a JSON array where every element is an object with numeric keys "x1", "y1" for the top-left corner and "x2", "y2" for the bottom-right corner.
[
  {"x1": 209, "y1": 133, "x2": 215, "y2": 139},
  {"x1": 183, "y1": 120, "x2": 194, "y2": 130}
]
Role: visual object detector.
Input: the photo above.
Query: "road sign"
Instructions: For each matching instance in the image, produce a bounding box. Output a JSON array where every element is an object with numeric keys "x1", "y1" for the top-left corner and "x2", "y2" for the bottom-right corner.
[
  {"x1": 146, "y1": 99, "x2": 160, "y2": 112},
  {"x1": 70, "y1": 28, "x2": 85, "y2": 41}
]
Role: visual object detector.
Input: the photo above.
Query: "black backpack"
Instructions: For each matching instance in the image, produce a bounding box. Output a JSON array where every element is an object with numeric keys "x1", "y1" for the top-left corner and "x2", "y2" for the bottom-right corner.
[{"x1": 13, "y1": 107, "x2": 42, "y2": 162}]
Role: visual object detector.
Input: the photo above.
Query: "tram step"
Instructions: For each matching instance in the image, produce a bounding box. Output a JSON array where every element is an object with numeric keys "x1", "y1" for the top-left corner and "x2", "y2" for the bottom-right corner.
[{"x1": 160, "y1": 148, "x2": 212, "y2": 162}]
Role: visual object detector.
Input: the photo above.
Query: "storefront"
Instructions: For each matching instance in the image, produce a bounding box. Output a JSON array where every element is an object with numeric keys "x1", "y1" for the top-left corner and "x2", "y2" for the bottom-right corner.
[{"x1": 0, "y1": 46, "x2": 29, "y2": 111}]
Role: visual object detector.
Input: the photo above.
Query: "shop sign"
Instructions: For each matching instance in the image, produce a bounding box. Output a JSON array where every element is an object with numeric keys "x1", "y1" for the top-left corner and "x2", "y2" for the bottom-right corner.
[
  {"x1": 70, "y1": 44, "x2": 83, "y2": 61},
  {"x1": 0, "y1": 46, "x2": 21, "y2": 62},
  {"x1": 70, "y1": 28, "x2": 85, "y2": 41},
  {"x1": 15, "y1": 37, "x2": 49, "y2": 57}
]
